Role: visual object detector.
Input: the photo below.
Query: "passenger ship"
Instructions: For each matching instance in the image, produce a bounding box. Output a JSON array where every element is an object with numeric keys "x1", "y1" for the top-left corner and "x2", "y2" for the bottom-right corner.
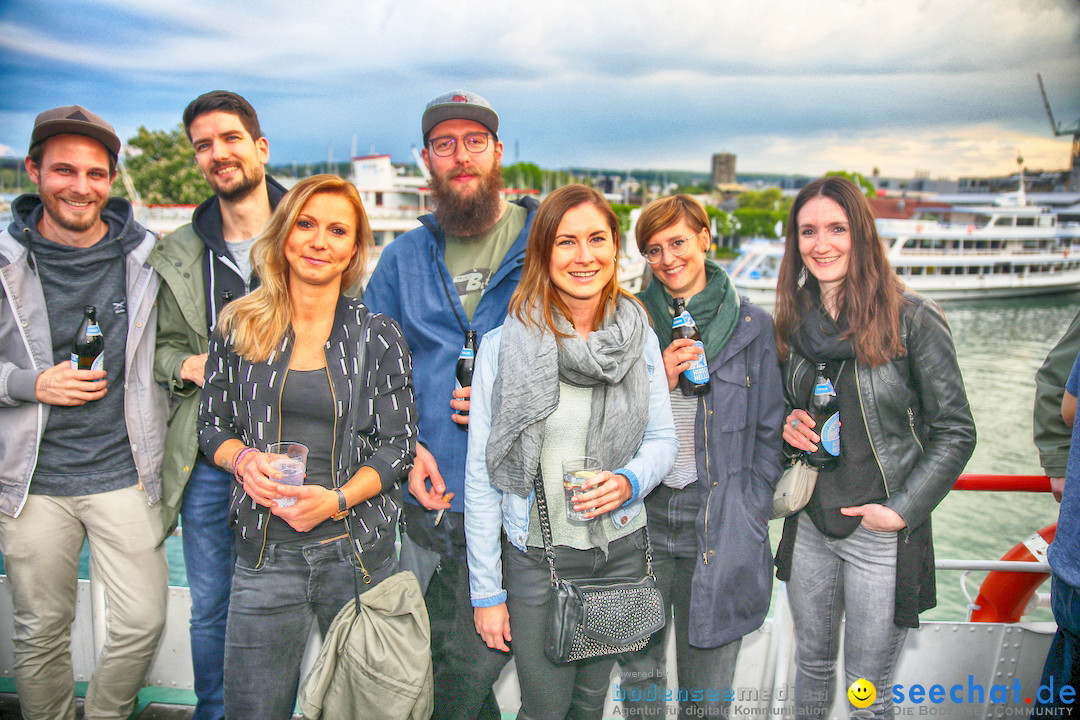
[{"x1": 728, "y1": 191, "x2": 1080, "y2": 305}]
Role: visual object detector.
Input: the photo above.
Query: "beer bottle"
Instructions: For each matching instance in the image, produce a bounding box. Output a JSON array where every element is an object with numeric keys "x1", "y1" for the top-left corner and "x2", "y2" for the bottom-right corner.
[
  {"x1": 455, "y1": 330, "x2": 478, "y2": 417},
  {"x1": 807, "y1": 362, "x2": 841, "y2": 468},
  {"x1": 671, "y1": 297, "x2": 710, "y2": 396},
  {"x1": 71, "y1": 305, "x2": 104, "y2": 371}
]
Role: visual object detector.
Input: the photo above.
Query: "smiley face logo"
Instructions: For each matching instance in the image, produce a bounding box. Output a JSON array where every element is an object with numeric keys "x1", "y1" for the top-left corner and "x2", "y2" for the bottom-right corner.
[{"x1": 848, "y1": 678, "x2": 876, "y2": 709}]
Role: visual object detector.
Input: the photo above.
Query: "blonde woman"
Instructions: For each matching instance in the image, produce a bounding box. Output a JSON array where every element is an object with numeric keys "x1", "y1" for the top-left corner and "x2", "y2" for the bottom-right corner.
[{"x1": 198, "y1": 174, "x2": 416, "y2": 719}]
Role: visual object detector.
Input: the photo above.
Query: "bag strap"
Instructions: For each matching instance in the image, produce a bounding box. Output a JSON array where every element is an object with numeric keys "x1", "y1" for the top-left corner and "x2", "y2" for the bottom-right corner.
[
  {"x1": 531, "y1": 467, "x2": 654, "y2": 587},
  {"x1": 342, "y1": 308, "x2": 375, "y2": 611}
]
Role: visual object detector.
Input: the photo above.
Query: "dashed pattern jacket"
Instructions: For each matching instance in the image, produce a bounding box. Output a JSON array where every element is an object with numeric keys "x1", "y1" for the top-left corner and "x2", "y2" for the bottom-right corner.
[{"x1": 198, "y1": 295, "x2": 416, "y2": 566}]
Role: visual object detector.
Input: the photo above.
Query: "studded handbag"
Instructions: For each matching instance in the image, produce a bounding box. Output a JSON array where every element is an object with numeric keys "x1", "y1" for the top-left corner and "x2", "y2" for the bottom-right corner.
[{"x1": 533, "y1": 471, "x2": 666, "y2": 664}]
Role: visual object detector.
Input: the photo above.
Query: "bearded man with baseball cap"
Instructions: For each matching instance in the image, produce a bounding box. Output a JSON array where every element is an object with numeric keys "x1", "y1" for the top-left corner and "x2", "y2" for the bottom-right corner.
[
  {"x1": 365, "y1": 90, "x2": 538, "y2": 720},
  {"x1": 0, "y1": 105, "x2": 168, "y2": 719}
]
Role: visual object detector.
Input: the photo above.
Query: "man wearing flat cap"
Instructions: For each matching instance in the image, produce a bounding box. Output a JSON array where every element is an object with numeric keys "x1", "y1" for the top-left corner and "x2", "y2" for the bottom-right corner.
[
  {"x1": 365, "y1": 90, "x2": 537, "y2": 720},
  {"x1": 0, "y1": 105, "x2": 168, "y2": 719}
]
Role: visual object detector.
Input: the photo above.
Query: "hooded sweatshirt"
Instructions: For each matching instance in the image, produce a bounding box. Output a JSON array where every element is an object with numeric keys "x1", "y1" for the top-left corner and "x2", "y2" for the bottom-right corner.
[{"x1": 9, "y1": 195, "x2": 144, "y2": 495}]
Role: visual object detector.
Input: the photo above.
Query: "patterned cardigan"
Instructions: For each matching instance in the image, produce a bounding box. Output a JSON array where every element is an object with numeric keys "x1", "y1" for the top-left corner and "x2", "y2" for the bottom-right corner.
[{"x1": 198, "y1": 295, "x2": 416, "y2": 567}]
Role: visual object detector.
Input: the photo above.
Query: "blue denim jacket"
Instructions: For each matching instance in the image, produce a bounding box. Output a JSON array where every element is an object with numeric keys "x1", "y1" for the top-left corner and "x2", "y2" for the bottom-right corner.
[{"x1": 464, "y1": 324, "x2": 677, "y2": 607}]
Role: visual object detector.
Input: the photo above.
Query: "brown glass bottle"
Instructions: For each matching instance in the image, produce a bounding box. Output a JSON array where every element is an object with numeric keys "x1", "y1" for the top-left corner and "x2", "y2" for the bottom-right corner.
[
  {"x1": 71, "y1": 305, "x2": 104, "y2": 371},
  {"x1": 672, "y1": 298, "x2": 710, "y2": 396}
]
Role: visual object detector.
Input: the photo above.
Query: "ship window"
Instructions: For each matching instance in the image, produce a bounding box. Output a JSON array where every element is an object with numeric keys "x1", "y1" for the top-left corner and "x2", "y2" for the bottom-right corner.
[
  {"x1": 912, "y1": 267, "x2": 923, "y2": 275},
  {"x1": 904, "y1": 239, "x2": 918, "y2": 249},
  {"x1": 1039, "y1": 216, "x2": 1054, "y2": 227},
  {"x1": 1017, "y1": 217, "x2": 1035, "y2": 227},
  {"x1": 996, "y1": 216, "x2": 1014, "y2": 227}
]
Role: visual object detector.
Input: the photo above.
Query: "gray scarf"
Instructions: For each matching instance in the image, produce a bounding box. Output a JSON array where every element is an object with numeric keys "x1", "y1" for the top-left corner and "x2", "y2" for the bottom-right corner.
[{"x1": 486, "y1": 296, "x2": 650, "y2": 549}]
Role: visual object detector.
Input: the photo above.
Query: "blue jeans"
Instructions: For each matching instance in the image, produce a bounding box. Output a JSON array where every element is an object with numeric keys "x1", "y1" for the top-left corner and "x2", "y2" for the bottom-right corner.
[
  {"x1": 180, "y1": 458, "x2": 235, "y2": 720},
  {"x1": 223, "y1": 535, "x2": 396, "y2": 720},
  {"x1": 1038, "y1": 574, "x2": 1080, "y2": 710},
  {"x1": 786, "y1": 513, "x2": 907, "y2": 720}
]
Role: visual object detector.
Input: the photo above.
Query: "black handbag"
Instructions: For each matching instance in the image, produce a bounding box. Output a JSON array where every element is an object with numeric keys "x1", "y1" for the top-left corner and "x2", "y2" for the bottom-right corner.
[{"x1": 532, "y1": 470, "x2": 666, "y2": 664}]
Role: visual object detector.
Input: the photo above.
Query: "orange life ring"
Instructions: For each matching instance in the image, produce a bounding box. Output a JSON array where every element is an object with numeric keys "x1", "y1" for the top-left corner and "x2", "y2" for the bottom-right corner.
[{"x1": 970, "y1": 523, "x2": 1055, "y2": 622}]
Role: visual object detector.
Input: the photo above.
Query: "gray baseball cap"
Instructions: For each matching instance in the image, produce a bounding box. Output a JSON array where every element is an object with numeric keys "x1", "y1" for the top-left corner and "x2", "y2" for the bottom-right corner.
[
  {"x1": 30, "y1": 105, "x2": 121, "y2": 158},
  {"x1": 422, "y1": 90, "x2": 499, "y2": 141}
]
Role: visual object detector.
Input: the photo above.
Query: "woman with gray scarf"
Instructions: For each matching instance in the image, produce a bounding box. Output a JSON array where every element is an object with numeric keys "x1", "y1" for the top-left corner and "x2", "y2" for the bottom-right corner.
[{"x1": 464, "y1": 184, "x2": 677, "y2": 720}]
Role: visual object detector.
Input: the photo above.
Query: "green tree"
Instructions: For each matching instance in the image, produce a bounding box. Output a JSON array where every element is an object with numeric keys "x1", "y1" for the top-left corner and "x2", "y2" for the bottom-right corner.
[
  {"x1": 115, "y1": 124, "x2": 209, "y2": 205},
  {"x1": 824, "y1": 170, "x2": 877, "y2": 199},
  {"x1": 610, "y1": 203, "x2": 636, "y2": 234}
]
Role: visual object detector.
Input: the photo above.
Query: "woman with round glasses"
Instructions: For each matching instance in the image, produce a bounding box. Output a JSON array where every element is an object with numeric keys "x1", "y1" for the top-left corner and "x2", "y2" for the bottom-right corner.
[{"x1": 617, "y1": 194, "x2": 784, "y2": 718}]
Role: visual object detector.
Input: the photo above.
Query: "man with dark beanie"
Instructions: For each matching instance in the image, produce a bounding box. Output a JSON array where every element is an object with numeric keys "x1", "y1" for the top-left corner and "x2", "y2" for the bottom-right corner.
[{"x1": 0, "y1": 105, "x2": 168, "y2": 719}]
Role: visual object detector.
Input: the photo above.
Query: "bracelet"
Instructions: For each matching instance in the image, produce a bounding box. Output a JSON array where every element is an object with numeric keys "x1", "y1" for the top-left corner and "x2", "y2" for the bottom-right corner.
[{"x1": 233, "y1": 447, "x2": 258, "y2": 484}]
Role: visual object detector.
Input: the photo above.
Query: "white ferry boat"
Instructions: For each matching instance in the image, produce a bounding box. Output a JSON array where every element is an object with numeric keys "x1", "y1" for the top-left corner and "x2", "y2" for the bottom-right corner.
[{"x1": 728, "y1": 193, "x2": 1080, "y2": 305}]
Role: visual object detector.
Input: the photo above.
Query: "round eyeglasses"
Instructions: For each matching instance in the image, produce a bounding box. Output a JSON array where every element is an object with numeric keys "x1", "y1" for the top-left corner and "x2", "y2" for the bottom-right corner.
[
  {"x1": 643, "y1": 234, "x2": 699, "y2": 264},
  {"x1": 427, "y1": 132, "x2": 491, "y2": 157}
]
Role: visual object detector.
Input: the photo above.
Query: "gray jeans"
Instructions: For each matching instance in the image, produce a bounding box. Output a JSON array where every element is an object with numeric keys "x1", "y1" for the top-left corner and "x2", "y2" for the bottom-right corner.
[
  {"x1": 224, "y1": 535, "x2": 396, "y2": 720},
  {"x1": 786, "y1": 512, "x2": 907, "y2": 720},
  {"x1": 504, "y1": 529, "x2": 650, "y2": 720},
  {"x1": 617, "y1": 500, "x2": 741, "y2": 718}
]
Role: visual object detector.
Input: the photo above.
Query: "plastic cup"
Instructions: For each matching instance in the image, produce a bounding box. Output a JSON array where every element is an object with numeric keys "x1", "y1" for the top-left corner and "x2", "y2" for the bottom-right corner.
[
  {"x1": 562, "y1": 456, "x2": 601, "y2": 523},
  {"x1": 266, "y1": 442, "x2": 308, "y2": 508}
]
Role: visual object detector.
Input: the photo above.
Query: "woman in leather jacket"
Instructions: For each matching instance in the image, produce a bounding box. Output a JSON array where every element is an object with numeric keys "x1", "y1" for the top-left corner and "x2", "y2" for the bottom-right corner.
[{"x1": 773, "y1": 176, "x2": 975, "y2": 720}]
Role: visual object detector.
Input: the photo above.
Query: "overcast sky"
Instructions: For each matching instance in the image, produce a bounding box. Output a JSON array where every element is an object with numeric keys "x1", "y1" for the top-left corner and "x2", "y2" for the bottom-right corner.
[{"x1": 2, "y1": 0, "x2": 1078, "y2": 179}]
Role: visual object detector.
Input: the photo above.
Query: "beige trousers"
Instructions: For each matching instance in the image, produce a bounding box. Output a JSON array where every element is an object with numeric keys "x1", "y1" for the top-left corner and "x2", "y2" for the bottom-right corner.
[{"x1": 0, "y1": 485, "x2": 168, "y2": 720}]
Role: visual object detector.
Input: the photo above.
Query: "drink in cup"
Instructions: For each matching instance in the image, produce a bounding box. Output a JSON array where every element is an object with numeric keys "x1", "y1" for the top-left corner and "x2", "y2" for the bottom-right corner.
[
  {"x1": 266, "y1": 442, "x2": 308, "y2": 508},
  {"x1": 562, "y1": 457, "x2": 601, "y2": 523}
]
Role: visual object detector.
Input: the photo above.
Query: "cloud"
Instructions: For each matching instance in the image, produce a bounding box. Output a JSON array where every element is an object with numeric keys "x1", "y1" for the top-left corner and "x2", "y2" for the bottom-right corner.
[{"x1": 0, "y1": 0, "x2": 1077, "y2": 178}]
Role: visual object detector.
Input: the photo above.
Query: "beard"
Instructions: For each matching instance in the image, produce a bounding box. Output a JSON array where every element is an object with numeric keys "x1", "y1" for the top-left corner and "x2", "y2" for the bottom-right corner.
[
  {"x1": 209, "y1": 162, "x2": 265, "y2": 203},
  {"x1": 429, "y1": 162, "x2": 504, "y2": 238},
  {"x1": 40, "y1": 193, "x2": 106, "y2": 234}
]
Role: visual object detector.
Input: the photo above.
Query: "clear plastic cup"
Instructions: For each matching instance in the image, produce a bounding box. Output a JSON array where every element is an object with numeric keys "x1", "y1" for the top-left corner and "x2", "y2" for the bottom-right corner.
[
  {"x1": 562, "y1": 456, "x2": 601, "y2": 523},
  {"x1": 266, "y1": 442, "x2": 308, "y2": 508}
]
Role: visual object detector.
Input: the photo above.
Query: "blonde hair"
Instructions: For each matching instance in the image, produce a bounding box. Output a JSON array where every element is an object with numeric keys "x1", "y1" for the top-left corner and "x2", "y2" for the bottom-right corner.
[
  {"x1": 218, "y1": 174, "x2": 372, "y2": 361},
  {"x1": 509, "y1": 184, "x2": 637, "y2": 337}
]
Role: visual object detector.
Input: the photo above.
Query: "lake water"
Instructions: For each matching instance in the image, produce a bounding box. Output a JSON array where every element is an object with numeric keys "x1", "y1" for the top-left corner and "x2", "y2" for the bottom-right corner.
[{"x1": 3, "y1": 293, "x2": 1079, "y2": 622}]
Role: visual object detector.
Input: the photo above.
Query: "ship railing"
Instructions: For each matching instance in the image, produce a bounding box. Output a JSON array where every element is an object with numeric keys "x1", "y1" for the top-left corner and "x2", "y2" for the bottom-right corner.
[{"x1": 943, "y1": 474, "x2": 1054, "y2": 621}]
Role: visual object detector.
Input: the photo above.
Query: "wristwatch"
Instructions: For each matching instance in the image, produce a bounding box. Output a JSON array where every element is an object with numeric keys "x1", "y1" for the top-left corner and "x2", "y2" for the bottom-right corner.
[{"x1": 331, "y1": 488, "x2": 349, "y2": 521}]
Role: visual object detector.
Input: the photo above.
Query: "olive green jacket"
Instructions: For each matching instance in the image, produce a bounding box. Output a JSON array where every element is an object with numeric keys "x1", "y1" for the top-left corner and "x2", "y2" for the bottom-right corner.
[{"x1": 148, "y1": 224, "x2": 208, "y2": 540}]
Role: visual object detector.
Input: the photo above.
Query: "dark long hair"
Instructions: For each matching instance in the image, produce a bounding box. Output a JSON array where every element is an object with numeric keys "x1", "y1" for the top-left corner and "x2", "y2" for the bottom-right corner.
[
  {"x1": 773, "y1": 176, "x2": 905, "y2": 366},
  {"x1": 509, "y1": 184, "x2": 636, "y2": 337}
]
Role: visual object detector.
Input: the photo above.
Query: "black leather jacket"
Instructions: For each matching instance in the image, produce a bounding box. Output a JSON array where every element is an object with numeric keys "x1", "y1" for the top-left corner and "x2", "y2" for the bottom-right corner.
[{"x1": 782, "y1": 292, "x2": 976, "y2": 531}]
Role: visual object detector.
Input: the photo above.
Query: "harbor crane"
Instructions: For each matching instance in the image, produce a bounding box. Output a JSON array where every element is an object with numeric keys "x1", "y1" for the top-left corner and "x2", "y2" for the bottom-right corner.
[{"x1": 1037, "y1": 73, "x2": 1080, "y2": 190}]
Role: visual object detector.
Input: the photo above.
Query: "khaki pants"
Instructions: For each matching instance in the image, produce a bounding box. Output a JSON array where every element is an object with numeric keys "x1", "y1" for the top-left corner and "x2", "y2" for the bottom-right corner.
[{"x1": 0, "y1": 485, "x2": 168, "y2": 720}]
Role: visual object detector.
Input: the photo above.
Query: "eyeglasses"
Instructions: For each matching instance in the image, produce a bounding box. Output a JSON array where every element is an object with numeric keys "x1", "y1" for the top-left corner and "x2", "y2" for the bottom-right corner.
[
  {"x1": 643, "y1": 234, "x2": 699, "y2": 264},
  {"x1": 427, "y1": 132, "x2": 491, "y2": 157}
]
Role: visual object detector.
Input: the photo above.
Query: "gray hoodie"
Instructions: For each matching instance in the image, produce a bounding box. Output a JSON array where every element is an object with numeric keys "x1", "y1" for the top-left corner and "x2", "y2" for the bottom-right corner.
[{"x1": 0, "y1": 194, "x2": 167, "y2": 517}]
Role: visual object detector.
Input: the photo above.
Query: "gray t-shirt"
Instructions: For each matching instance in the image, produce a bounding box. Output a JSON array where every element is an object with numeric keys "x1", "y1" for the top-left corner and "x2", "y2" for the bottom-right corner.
[
  {"x1": 227, "y1": 236, "x2": 257, "y2": 289},
  {"x1": 443, "y1": 204, "x2": 526, "y2": 322},
  {"x1": 29, "y1": 219, "x2": 137, "y2": 496}
]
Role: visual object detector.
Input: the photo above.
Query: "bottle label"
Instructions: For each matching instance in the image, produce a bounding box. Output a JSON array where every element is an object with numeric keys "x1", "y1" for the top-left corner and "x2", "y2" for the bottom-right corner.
[
  {"x1": 814, "y1": 379, "x2": 835, "y2": 397},
  {"x1": 85, "y1": 323, "x2": 102, "y2": 338},
  {"x1": 819, "y1": 412, "x2": 841, "y2": 456},
  {"x1": 71, "y1": 352, "x2": 104, "y2": 371},
  {"x1": 672, "y1": 311, "x2": 696, "y2": 329},
  {"x1": 458, "y1": 348, "x2": 474, "y2": 360},
  {"x1": 683, "y1": 340, "x2": 709, "y2": 385}
]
